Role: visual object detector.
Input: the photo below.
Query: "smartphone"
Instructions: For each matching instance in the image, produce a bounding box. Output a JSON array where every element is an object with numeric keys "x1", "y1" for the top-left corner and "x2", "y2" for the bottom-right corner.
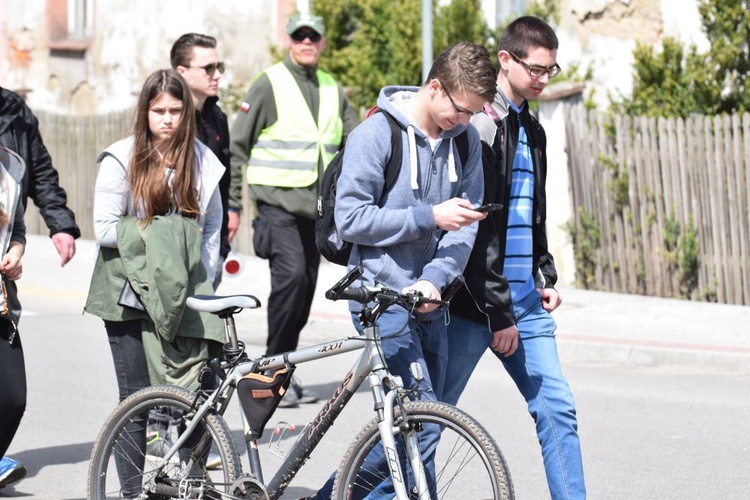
[{"x1": 473, "y1": 203, "x2": 503, "y2": 213}]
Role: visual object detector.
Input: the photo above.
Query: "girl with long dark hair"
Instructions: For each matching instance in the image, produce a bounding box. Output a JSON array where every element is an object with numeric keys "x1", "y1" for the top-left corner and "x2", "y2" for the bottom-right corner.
[{"x1": 85, "y1": 69, "x2": 225, "y2": 496}]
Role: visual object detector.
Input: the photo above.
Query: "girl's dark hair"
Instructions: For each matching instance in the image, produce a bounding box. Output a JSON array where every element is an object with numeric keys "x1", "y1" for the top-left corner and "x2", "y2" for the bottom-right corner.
[
  {"x1": 497, "y1": 16, "x2": 559, "y2": 58},
  {"x1": 129, "y1": 69, "x2": 199, "y2": 222},
  {"x1": 426, "y1": 42, "x2": 497, "y2": 102}
]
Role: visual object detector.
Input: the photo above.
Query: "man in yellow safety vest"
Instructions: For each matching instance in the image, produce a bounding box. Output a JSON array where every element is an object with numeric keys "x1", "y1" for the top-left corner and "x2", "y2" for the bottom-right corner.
[{"x1": 229, "y1": 12, "x2": 358, "y2": 407}]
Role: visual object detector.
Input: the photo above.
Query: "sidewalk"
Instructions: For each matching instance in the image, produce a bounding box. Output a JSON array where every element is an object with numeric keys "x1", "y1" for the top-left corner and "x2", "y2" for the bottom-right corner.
[{"x1": 22, "y1": 234, "x2": 750, "y2": 374}]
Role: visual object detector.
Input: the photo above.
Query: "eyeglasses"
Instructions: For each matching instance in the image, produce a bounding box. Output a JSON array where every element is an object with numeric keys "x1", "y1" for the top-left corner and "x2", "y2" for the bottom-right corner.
[
  {"x1": 290, "y1": 30, "x2": 322, "y2": 43},
  {"x1": 190, "y1": 62, "x2": 225, "y2": 76},
  {"x1": 439, "y1": 82, "x2": 484, "y2": 116},
  {"x1": 508, "y1": 52, "x2": 561, "y2": 79}
]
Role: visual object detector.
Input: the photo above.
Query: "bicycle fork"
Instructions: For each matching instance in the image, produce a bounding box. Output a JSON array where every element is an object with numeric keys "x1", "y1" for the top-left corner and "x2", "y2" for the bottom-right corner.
[
  {"x1": 377, "y1": 388, "x2": 430, "y2": 499},
  {"x1": 365, "y1": 332, "x2": 430, "y2": 500}
]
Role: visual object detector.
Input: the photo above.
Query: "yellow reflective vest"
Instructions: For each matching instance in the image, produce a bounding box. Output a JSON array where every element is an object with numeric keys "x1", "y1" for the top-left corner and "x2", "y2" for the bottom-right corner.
[{"x1": 246, "y1": 63, "x2": 343, "y2": 188}]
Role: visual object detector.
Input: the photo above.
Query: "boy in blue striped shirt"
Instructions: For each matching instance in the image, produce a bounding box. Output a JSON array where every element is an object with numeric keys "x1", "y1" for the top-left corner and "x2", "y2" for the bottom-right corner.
[{"x1": 444, "y1": 16, "x2": 586, "y2": 500}]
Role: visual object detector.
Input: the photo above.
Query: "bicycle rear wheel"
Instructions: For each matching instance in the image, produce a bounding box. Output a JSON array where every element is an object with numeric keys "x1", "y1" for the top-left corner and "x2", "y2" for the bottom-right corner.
[
  {"x1": 88, "y1": 385, "x2": 242, "y2": 499},
  {"x1": 333, "y1": 401, "x2": 513, "y2": 499}
]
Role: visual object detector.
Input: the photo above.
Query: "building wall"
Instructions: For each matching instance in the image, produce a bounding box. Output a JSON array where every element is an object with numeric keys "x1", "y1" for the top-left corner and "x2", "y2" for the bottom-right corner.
[
  {"x1": 557, "y1": 0, "x2": 708, "y2": 108},
  {"x1": 1, "y1": 0, "x2": 710, "y2": 115},
  {"x1": 0, "y1": 0, "x2": 295, "y2": 114}
]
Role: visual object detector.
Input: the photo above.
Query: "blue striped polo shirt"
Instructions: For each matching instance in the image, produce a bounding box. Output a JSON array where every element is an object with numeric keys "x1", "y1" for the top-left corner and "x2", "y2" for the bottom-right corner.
[{"x1": 503, "y1": 102, "x2": 535, "y2": 301}]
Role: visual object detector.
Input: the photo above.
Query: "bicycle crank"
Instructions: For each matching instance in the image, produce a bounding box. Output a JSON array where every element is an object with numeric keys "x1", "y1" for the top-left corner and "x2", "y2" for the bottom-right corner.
[{"x1": 230, "y1": 475, "x2": 269, "y2": 500}]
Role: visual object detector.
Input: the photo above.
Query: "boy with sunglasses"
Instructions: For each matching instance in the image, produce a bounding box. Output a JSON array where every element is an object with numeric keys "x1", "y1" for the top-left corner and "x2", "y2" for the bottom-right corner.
[
  {"x1": 444, "y1": 16, "x2": 586, "y2": 499},
  {"x1": 172, "y1": 33, "x2": 233, "y2": 287},
  {"x1": 229, "y1": 13, "x2": 359, "y2": 407}
]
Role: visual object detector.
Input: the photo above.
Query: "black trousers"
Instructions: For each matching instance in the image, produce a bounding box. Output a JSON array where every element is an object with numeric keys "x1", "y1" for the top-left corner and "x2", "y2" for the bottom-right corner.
[
  {"x1": 0, "y1": 320, "x2": 26, "y2": 457},
  {"x1": 255, "y1": 203, "x2": 320, "y2": 356}
]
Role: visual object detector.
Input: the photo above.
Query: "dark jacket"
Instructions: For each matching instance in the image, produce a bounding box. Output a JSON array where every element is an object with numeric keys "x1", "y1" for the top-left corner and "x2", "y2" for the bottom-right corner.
[
  {"x1": 0, "y1": 146, "x2": 27, "y2": 333},
  {"x1": 450, "y1": 91, "x2": 557, "y2": 332},
  {"x1": 197, "y1": 96, "x2": 231, "y2": 259},
  {"x1": 0, "y1": 87, "x2": 80, "y2": 238}
]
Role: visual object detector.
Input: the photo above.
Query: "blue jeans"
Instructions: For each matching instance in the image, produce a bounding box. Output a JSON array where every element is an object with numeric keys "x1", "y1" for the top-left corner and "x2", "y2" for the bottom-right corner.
[
  {"x1": 444, "y1": 290, "x2": 586, "y2": 500},
  {"x1": 315, "y1": 307, "x2": 448, "y2": 498}
]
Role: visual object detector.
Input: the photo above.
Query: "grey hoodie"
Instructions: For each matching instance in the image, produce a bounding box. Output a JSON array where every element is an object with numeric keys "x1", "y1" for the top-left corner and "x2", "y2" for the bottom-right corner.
[{"x1": 334, "y1": 85, "x2": 484, "y2": 313}]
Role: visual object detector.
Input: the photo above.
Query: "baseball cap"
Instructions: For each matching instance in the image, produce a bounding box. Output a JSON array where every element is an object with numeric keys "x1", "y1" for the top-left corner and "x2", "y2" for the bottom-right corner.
[{"x1": 286, "y1": 12, "x2": 326, "y2": 36}]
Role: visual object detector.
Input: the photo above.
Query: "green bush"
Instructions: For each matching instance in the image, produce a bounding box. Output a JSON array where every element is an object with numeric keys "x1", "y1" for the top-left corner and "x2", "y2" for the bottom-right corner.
[{"x1": 612, "y1": 0, "x2": 750, "y2": 118}]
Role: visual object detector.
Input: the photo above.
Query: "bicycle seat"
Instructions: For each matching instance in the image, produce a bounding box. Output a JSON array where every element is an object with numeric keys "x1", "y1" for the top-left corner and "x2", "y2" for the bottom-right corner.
[{"x1": 186, "y1": 294, "x2": 261, "y2": 313}]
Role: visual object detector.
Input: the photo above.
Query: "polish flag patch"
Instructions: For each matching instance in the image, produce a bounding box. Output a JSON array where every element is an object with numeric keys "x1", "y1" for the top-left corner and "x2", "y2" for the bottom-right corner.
[{"x1": 240, "y1": 101, "x2": 250, "y2": 113}]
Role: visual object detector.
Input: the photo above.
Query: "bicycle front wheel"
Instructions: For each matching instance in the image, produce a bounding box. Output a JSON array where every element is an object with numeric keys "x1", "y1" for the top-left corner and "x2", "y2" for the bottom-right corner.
[
  {"x1": 88, "y1": 385, "x2": 242, "y2": 499},
  {"x1": 333, "y1": 400, "x2": 513, "y2": 500}
]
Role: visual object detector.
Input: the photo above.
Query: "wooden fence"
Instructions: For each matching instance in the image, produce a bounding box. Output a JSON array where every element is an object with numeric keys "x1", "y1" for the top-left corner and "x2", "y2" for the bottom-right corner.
[
  {"x1": 29, "y1": 108, "x2": 257, "y2": 254},
  {"x1": 29, "y1": 105, "x2": 750, "y2": 306},
  {"x1": 565, "y1": 103, "x2": 750, "y2": 305},
  {"x1": 31, "y1": 109, "x2": 133, "y2": 241}
]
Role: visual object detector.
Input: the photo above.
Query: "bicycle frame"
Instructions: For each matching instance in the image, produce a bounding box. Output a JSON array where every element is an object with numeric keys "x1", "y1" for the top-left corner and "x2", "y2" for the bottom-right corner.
[{"x1": 150, "y1": 316, "x2": 421, "y2": 500}]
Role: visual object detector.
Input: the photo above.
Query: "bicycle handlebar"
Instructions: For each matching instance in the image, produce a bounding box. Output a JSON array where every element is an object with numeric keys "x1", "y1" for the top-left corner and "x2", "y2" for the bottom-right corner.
[{"x1": 326, "y1": 268, "x2": 466, "y2": 309}]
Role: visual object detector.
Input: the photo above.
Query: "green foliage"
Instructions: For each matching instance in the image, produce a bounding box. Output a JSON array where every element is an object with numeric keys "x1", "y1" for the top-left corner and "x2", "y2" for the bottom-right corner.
[
  {"x1": 565, "y1": 207, "x2": 601, "y2": 288},
  {"x1": 613, "y1": 0, "x2": 750, "y2": 117},
  {"x1": 699, "y1": 0, "x2": 750, "y2": 113},
  {"x1": 598, "y1": 154, "x2": 629, "y2": 211},
  {"x1": 679, "y1": 219, "x2": 700, "y2": 296},
  {"x1": 664, "y1": 212, "x2": 700, "y2": 298},
  {"x1": 611, "y1": 38, "x2": 716, "y2": 118},
  {"x1": 433, "y1": 0, "x2": 491, "y2": 56},
  {"x1": 312, "y1": 0, "x2": 489, "y2": 112},
  {"x1": 524, "y1": 0, "x2": 561, "y2": 26}
]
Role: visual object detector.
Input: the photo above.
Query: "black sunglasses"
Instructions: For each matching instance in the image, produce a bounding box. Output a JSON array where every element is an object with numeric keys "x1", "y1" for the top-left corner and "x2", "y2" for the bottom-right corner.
[
  {"x1": 190, "y1": 62, "x2": 225, "y2": 76},
  {"x1": 291, "y1": 30, "x2": 322, "y2": 43}
]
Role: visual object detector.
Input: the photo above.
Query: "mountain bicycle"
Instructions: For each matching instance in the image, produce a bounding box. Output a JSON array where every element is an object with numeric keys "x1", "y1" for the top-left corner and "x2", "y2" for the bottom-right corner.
[{"x1": 87, "y1": 266, "x2": 514, "y2": 499}]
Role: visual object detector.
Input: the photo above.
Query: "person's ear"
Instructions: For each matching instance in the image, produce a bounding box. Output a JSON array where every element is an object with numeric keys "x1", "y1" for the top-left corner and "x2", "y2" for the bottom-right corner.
[
  {"x1": 497, "y1": 51, "x2": 512, "y2": 71},
  {"x1": 176, "y1": 65, "x2": 187, "y2": 77},
  {"x1": 427, "y1": 79, "x2": 441, "y2": 96}
]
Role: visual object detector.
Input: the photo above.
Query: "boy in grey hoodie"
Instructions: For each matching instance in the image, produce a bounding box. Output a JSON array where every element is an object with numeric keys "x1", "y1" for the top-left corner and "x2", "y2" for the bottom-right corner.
[{"x1": 327, "y1": 42, "x2": 497, "y2": 496}]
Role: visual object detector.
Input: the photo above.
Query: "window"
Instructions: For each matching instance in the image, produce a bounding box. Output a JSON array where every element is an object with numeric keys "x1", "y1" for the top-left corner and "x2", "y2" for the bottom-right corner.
[{"x1": 47, "y1": 0, "x2": 94, "y2": 51}]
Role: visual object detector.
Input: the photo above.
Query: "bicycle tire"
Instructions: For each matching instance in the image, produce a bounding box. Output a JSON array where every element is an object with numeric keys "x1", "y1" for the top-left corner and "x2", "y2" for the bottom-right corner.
[
  {"x1": 332, "y1": 400, "x2": 514, "y2": 500},
  {"x1": 88, "y1": 385, "x2": 242, "y2": 499}
]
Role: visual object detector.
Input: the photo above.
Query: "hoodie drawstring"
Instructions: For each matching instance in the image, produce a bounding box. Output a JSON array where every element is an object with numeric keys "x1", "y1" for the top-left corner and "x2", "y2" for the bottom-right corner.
[
  {"x1": 447, "y1": 137, "x2": 458, "y2": 183},
  {"x1": 407, "y1": 125, "x2": 419, "y2": 190}
]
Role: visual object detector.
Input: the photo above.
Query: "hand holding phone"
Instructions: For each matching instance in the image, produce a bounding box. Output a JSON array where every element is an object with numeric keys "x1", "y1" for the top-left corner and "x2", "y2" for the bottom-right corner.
[{"x1": 473, "y1": 203, "x2": 503, "y2": 213}]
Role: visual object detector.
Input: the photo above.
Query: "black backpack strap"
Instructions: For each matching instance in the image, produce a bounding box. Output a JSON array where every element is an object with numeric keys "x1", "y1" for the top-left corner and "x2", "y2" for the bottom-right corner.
[
  {"x1": 379, "y1": 110, "x2": 403, "y2": 192},
  {"x1": 455, "y1": 130, "x2": 469, "y2": 168}
]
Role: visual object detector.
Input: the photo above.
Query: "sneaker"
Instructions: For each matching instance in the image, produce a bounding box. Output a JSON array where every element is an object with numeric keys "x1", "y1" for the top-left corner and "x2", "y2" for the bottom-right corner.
[
  {"x1": 146, "y1": 429, "x2": 172, "y2": 459},
  {"x1": 0, "y1": 456, "x2": 27, "y2": 490},
  {"x1": 278, "y1": 386, "x2": 300, "y2": 408},
  {"x1": 292, "y1": 377, "x2": 319, "y2": 404}
]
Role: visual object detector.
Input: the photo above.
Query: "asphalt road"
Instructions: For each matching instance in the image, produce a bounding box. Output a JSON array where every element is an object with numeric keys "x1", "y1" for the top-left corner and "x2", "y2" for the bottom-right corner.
[
  {"x1": 2, "y1": 236, "x2": 749, "y2": 499},
  {"x1": 4, "y1": 284, "x2": 749, "y2": 499}
]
